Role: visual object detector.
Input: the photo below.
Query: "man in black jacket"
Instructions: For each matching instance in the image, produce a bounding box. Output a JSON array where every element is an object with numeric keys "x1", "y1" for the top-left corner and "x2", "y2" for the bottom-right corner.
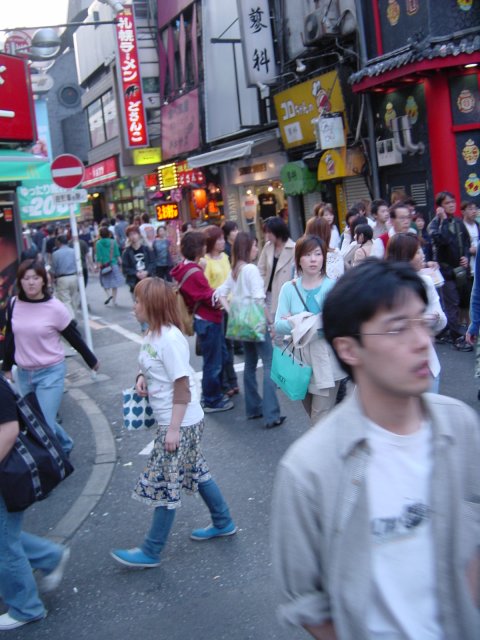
[{"x1": 428, "y1": 191, "x2": 471, "y2": 350}]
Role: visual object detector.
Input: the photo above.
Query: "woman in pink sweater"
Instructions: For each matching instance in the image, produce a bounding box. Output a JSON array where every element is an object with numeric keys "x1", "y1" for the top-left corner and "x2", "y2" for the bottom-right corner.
[{"x1": 2, "y1": 259, "x2": 99, "y2": 455}]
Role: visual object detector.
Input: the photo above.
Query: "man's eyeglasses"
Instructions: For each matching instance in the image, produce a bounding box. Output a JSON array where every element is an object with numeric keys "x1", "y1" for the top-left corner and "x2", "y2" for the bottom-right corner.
[{"x1": 357, "y1": 314, "x2": 437, "y2": 339}]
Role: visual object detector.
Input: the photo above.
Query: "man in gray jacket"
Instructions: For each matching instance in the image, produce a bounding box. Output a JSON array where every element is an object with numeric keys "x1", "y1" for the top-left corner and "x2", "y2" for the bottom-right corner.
[{"x1": 272, "y1": 260, "x2": 480, "y2": 640}]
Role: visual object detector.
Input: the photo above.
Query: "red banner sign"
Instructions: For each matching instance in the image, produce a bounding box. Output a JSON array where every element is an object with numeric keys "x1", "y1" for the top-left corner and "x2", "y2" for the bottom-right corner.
[
  {"x1": 83, "y1": 156, "x2": 118, "y2": 188},
  {"x1": 144, "y1": 172, "x2": 158, "y2": 188},
  {"x1": 178, "y1": 169, "x2": 205, "y2": 186},
  {"x1": 0, "y1": 53, "x2": 36, "y2": 143},
  {"x1": 116, "y1": 7, "x2": 148, "y2": 148}
]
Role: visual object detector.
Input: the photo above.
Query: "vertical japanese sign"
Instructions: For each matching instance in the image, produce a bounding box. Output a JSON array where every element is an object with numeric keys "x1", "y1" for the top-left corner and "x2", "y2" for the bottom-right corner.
[
  {"x1": 116, "y1": 5, "x2": 149, "y2": 148},
  {"x1": 237, "y1": 0, "x2": 277, "y2": 87},
  {"x1": 0, "y1": 53, "x2": 36, "y2": 143}
]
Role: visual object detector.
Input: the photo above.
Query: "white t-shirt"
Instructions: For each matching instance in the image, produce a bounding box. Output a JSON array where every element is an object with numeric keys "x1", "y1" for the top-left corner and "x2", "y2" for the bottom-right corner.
[
  {"x1": 464, "y1": 221, "x2": 478, "y2": 272},
  {"x1": 329, "y1": 225, "x2": 341, "y2": 249},
  {"x1": 366, "y1": 420, "x2": 443, "y2": 640},
  {"x1": 138, "y1": 325, "x2": 203, "y2": 426}
]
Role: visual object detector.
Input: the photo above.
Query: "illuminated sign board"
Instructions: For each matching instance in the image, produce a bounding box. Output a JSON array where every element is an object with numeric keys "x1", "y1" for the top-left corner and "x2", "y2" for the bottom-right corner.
[
  {"x1": 156, "y1": 202, "x2": 179, "y2": 220},
  {"x1": 157, "y1": 163, "x2": 178, "y2": 190},
  {"x1": 133, "y1": 147, "x2": 162, "y2": 165}
]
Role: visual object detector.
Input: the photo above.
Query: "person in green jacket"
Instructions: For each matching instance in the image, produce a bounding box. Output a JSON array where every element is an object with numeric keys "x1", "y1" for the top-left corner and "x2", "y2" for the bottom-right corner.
[{"x1": 95, "y1": 226, "x2": 124, "y2": 305}]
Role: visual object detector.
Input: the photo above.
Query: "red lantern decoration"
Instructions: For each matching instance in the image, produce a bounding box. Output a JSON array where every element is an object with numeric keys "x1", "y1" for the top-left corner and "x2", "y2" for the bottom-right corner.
[{"x1": 192, "y1": 188, "x2": 207, "y2": 209}]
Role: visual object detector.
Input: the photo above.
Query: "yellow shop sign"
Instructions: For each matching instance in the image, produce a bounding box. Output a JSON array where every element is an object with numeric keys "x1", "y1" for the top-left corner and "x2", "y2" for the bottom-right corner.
[
  {"x1": 273, "y1": 70, "x2": 347, "y2": 149},
  {"x1": 133, "y1": 147, "x2": 162, "y2": 165}
]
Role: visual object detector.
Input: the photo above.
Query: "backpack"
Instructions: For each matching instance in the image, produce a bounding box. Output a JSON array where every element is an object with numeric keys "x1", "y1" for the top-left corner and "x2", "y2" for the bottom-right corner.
[{"x1": 171, "y1": 267, "x2": 200, "y2": 336}]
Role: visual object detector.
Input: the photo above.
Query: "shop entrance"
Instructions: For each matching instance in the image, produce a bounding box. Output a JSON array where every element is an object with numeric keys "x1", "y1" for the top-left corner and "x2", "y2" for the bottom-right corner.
[{"x1": 239, "y1": 181, "x2": 287, "y2": 246}]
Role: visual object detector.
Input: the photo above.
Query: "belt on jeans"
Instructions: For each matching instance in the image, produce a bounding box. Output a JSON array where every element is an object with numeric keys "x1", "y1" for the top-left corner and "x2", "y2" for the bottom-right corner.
[{"x1": 57, "y1": 273, "x2": 76, "y2": 277}]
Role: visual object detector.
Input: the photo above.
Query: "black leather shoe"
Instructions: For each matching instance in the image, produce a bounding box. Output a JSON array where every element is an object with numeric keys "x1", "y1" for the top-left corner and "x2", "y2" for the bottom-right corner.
[{"x1": 265, "y1": 416, "x2": 286, "y2": 429}]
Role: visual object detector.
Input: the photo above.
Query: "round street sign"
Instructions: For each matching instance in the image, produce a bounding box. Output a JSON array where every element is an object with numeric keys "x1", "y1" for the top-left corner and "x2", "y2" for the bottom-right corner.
[
  {"x1": 3, "y1": 31, "x2": 32, "y2": 57},
  {"x1": 51, "y1": 154, "x2": 85, "y2": 190}
]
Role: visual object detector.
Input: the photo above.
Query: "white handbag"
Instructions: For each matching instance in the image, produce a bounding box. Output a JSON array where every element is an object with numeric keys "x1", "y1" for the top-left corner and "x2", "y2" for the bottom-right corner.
[{"x1": 122, "y1": 388, "x2": 156, "y2": 430}]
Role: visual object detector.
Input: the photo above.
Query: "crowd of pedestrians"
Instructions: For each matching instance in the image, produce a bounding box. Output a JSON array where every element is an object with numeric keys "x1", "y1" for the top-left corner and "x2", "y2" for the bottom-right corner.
[{"x1": 1, "y1": 192, "x2": 479, "y2": 635}]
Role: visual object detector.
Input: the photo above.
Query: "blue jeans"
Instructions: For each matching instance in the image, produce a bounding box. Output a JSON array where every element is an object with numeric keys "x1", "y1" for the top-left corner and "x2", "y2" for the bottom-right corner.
[
  {"x1": 194, "y1": 318, "x2": 227, "y2": 407},
  {"x1": 243, "y1": 339, "x2": 281, "y2": 424},
  {"x1": 141, "y1": 478, "x2": 233, "y2": 559},
  {"x1": 0, "y1": 494, "x2": 62, "y2": 621},
  {"x1": 16, "y1": 361, "x2": 74, "y2": 455},
  {"x1": 222, "y1": 312, "x2": 238, "y2": 390}
]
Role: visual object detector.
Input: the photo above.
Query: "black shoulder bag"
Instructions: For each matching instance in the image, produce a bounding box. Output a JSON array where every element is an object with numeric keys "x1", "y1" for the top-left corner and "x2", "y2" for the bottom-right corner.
[{"x1": 0, "y1": 377, "x2": 74, "y2": 513}]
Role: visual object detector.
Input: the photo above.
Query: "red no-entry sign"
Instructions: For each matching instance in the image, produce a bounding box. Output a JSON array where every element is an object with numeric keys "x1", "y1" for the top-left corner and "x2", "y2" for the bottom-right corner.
[{"x1": 51, "y1": 154, "x2": 85, "y2": 189}]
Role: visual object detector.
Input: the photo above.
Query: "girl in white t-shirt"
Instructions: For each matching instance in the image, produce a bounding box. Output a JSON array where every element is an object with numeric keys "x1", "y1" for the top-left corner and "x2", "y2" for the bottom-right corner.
[{"x1": 111, "y1": 277, "x2": 236, "y2": 569}]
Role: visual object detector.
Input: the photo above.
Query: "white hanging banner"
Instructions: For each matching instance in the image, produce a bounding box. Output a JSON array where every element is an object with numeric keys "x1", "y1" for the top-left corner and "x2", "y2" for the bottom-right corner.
[{"x1": 237, "y1": 0, "x2": 277, "y2": 87}]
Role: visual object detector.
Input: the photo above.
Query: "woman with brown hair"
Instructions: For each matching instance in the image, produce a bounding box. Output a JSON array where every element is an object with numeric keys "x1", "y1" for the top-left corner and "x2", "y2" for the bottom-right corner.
[
  {"x1": 318, "y1": 203, "x2": 341, "y2": 249},
  {"x1": 217, "y1": 232, "x2": 285, "y2": 428},
  {"x1": 305, "y1": 217, "x2": 344, "y2": 280},
  {"x1": 111, "y1": 277, "x2": 236, "y2": 568},
  {"x1": 2, "y1": 259, "x2": 98, "y2": 455},
  {"x1": 275, "y1": 236, "x2": 345, "y2": 424}
]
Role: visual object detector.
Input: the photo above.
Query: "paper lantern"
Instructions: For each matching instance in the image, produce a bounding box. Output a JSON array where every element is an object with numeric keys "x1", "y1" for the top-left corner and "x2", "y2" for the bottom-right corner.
[{"x1": 193, "y1": 188, "x2": 207, "y2": 209}]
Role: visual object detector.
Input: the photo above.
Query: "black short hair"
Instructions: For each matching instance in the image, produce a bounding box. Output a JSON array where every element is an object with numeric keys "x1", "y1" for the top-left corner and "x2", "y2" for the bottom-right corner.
[
  {"x1": 354, "y1": 223, "x2": 373, "y2": 242},
  {"x1": 345, "y1": 207, "x2": 360, "y2": 223},
  {"x1": 323, "y1": 260, "x2": 428, "y2": 377},
  {"x1": 435, "y1": 191, "x2": 455, "y2": 207},
  {"x1": 352, "y1": 215, "x2": 369, "y2": 233},
  {"x1": 370, "y1": 199, "x2": 388, "y2": 216},
  {"x1": 223, "y1": 220, "x2": 238, "y2": 239},
  {"x1": 264, "y1": 216, "x2": 289, "y2": 242},
  {"x1": 180, "y1": 231, "x2": 205, "y2": 261}
]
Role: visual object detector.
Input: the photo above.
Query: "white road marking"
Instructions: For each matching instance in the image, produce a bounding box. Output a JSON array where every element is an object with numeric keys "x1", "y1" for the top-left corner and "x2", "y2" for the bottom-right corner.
[{"x1": 90, "y1": 318, "x2": 143, "y2": 344}]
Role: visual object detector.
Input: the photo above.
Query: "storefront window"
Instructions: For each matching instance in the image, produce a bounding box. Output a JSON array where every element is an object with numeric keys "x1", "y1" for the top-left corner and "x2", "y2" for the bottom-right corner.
[
  {"x1": 238, "y1": 183, "x2": 286, "y2": 244},
  {"x1": 87, "y1": 91, "x2": 119, "y2": 148},
  {"x1": 102, "y1": 90, "x2": 119, "y2": 140},
  {"x1": 87, "y1": 98, "x2": 105, "y2": 148}
]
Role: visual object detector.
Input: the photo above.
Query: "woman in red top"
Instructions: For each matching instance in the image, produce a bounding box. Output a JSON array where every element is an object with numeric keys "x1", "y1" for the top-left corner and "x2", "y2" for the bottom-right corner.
[{"x1": 171, "y1": 232, "x2": 234, "y2": 413}]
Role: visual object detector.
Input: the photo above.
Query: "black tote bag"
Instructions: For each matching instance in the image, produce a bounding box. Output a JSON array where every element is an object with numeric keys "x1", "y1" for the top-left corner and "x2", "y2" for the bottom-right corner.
[{"x1": 0, "y1": 377, "x2": 74, "y2": 513}]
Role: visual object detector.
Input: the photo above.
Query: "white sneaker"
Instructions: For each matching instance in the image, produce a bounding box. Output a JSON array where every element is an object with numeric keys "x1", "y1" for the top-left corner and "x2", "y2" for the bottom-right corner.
[
  {"x1": 0, "y1": 612, "x2": 45, "y2": 631},
  {"x1": 40, "y1": 547, "x2": 71, "y2": 593}
]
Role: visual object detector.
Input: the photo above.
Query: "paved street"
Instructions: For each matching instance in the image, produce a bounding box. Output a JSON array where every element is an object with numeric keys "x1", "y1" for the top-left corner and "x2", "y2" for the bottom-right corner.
[{"x1": 7, "y1": 274, "x2": 479, "y2": 640}]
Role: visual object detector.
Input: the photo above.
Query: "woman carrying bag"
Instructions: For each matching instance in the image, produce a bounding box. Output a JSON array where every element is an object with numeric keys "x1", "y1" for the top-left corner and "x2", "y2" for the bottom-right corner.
[
  {"x1": 275, "y1": 235, "x2": 345, "y2": 425},
  {"x1": 95, "y1": 226, "x2": 124, "y2": 306},
  {"x1": 111, "y1": 277, "x2": 236, "y2": 569},
  {"x1": 2, "y1": 259, "x2": 99, "y2": 456},
  {"x1": 217, "y1": 233, "x2": 285, "y2": 429},
  {"x1": 0, "y1": 378, "x2": 70, "y2": 631}
]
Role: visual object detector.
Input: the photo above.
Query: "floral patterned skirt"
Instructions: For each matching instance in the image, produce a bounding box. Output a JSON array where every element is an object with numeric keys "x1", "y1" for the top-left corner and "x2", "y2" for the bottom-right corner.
[{"x1": 132, "y1": 419, "x2": 211, "y2": 509}]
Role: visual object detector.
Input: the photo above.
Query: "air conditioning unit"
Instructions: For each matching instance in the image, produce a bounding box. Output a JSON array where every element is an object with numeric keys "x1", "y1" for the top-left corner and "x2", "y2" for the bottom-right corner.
[
  {"x1": 304, "y1": 3, "x2": 340, "y2": 46},
  {"x1": 376, "y1": 139, "x2": 403, "y2": 167},
  {"x1": 338, "y1": 0, "x2": 357, "y2": 35}
]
